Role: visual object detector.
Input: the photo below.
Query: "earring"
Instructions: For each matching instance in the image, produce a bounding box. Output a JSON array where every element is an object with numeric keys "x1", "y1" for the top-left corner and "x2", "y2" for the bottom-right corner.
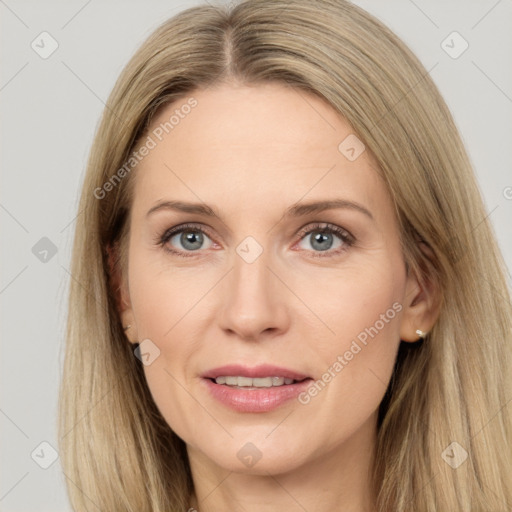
[{"x1": 415, "y1": 329, "x2": 427, "y2": 340}]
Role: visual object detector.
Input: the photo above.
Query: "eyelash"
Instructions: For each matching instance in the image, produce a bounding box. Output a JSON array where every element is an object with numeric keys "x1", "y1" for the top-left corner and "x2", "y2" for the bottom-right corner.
[{"x1": 155, "y1": 222, "x2": 355, "y2": 259}]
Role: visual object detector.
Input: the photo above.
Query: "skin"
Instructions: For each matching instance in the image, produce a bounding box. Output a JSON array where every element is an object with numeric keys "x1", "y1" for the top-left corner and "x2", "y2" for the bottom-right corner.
[{"x1": 116, "y1": 82, "x2": 438, "y2": 512}]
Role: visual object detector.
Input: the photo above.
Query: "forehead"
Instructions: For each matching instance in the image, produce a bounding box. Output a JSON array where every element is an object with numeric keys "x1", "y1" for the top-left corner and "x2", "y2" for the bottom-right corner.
[{"x1": 132, "y1": 82, "x2": 389, "y2": 220}]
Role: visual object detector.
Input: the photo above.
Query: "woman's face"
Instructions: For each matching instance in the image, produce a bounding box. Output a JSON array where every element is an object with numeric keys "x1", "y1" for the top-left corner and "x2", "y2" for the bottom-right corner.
[{"x1": 120, "y1": 82, "x2": 423, "y2": 475}]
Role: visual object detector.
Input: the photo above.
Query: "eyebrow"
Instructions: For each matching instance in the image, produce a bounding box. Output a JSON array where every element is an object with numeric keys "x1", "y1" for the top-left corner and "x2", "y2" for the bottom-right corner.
[{"x1": 147, "y1": 199, "x2": 374, "y2": 221}]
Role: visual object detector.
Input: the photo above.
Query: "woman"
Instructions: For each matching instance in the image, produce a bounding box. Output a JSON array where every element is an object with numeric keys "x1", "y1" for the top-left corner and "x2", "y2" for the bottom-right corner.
[{"x1": 58, "y1": 0, "x2": 512, "y2": 510}]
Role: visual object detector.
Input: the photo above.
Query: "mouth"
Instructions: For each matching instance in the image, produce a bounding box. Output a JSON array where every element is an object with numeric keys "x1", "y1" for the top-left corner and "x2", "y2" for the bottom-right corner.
[
  {"x1": 211, "y1": 375, "x2": 307, "y2": 388},
  {"x1": 201, "y1": 364, "x2": 313, "y2": 413}
]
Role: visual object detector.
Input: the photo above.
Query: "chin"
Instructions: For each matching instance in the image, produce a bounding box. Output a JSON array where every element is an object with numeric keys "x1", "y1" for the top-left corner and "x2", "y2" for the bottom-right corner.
[{"x1": 188, "y1": 435, "x2": 309, "y2": 476}]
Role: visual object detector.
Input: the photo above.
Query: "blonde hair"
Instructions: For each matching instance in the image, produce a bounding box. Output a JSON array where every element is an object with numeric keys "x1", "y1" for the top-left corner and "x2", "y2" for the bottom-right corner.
[{"x1": 58, "y1": 1, "x2": 512, "y2": 510}]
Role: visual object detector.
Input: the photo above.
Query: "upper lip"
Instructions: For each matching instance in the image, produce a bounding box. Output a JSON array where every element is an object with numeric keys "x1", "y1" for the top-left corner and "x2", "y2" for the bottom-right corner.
[{"x1": 202, "y1": 364, "x2": 311, "y2": 381}]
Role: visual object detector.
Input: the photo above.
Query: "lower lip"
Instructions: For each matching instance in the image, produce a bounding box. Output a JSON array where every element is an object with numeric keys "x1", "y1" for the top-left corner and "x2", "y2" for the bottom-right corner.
[{"x1": 203, "y1": 378, "x2": 312, "y2": 413}]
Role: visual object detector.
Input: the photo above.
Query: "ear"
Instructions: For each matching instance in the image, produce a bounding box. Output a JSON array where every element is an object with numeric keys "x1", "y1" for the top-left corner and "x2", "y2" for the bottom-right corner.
[
  {"x1": 399, "y1": 242, "x2": 442, "y2": 342},
  {"x1": 106, "y1": 242, "x2": 138, "y2": 345}
]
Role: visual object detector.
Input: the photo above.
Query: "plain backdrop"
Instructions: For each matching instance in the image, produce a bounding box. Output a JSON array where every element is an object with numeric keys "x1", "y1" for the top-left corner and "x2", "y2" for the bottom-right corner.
[{"x1": 1, "y1": 0, "x2": 511, "y2": 510}]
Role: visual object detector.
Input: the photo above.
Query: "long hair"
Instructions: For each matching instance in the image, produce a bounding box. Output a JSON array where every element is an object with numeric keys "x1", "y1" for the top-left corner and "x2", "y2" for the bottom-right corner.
[{"x1": 58, "y1": 1, "x2": 512, "y2": 510}]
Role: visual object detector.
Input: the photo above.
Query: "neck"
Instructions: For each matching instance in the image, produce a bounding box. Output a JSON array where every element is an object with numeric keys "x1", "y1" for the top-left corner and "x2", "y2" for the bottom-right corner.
[{"x1": 187, "y1": 412, "x2": 377, "y2": 512}]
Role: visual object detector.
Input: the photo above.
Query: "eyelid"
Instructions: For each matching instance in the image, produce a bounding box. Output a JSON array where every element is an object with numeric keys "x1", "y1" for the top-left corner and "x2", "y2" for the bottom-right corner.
[{"x1": 295, "y1": 222, "x2": 354, "y2": 244}]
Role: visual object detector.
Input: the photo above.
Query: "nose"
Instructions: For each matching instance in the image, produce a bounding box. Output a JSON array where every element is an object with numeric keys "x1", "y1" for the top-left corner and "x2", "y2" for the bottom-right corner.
[{"x1": 217, "y1": 247, "x2": 290, "y2": 342}]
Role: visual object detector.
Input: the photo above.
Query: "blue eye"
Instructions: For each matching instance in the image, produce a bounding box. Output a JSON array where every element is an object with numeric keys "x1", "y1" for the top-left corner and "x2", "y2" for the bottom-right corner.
[
  {"x1": 170, "y1": 229, "x2": 210, "y2": 251},
  {"x1": 157, "y1": 222, "x2": 354, "y2": 258},
  {"x1": 295, "y1": 222, "x2": 354, "y2": 258},
  {"x1": 159, "y1": 223, "x2": 214, "y2": 257}
]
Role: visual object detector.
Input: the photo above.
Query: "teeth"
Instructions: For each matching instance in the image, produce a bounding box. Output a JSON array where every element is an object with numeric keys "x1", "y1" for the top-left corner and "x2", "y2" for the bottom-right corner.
[
  {"x1": 238, "y1": 376, "x2": 253, "y2": 387},
  {"x1": 214, "y1": 376, "x2": 297, "y2": 387}
]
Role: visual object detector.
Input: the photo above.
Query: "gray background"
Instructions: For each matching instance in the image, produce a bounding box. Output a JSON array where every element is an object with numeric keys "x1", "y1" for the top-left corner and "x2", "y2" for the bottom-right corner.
[{"x1": 1, "y1": 0, "x2": 511, "y2": 510}]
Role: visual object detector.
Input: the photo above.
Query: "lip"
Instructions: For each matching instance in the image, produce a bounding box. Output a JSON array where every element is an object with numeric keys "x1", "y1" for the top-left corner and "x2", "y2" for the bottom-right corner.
[
  {"x1": 202, "y1": 364, "x2": 310, "y2": 381},
  {"x1": 201, "y1": 364, "x2": 312, "y2": 413}
]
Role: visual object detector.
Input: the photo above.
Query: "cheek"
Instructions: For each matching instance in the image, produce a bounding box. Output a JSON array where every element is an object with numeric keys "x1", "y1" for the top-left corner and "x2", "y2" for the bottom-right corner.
[
  {"x1": 126, "y1": 244, "x2": 222, "y2": 415},
  {"x1": 295, "y1": 257, "x2": 404, "y2": 421},
  {"x1": 128, "y1": 244, "x2": 212, "y2": 340},
  {"x1": 127, "y1": 258, "x2": 206, "y2": 436},
  {"x1": 303, "y1": 256, "x2": 403, "y2": 348}
]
